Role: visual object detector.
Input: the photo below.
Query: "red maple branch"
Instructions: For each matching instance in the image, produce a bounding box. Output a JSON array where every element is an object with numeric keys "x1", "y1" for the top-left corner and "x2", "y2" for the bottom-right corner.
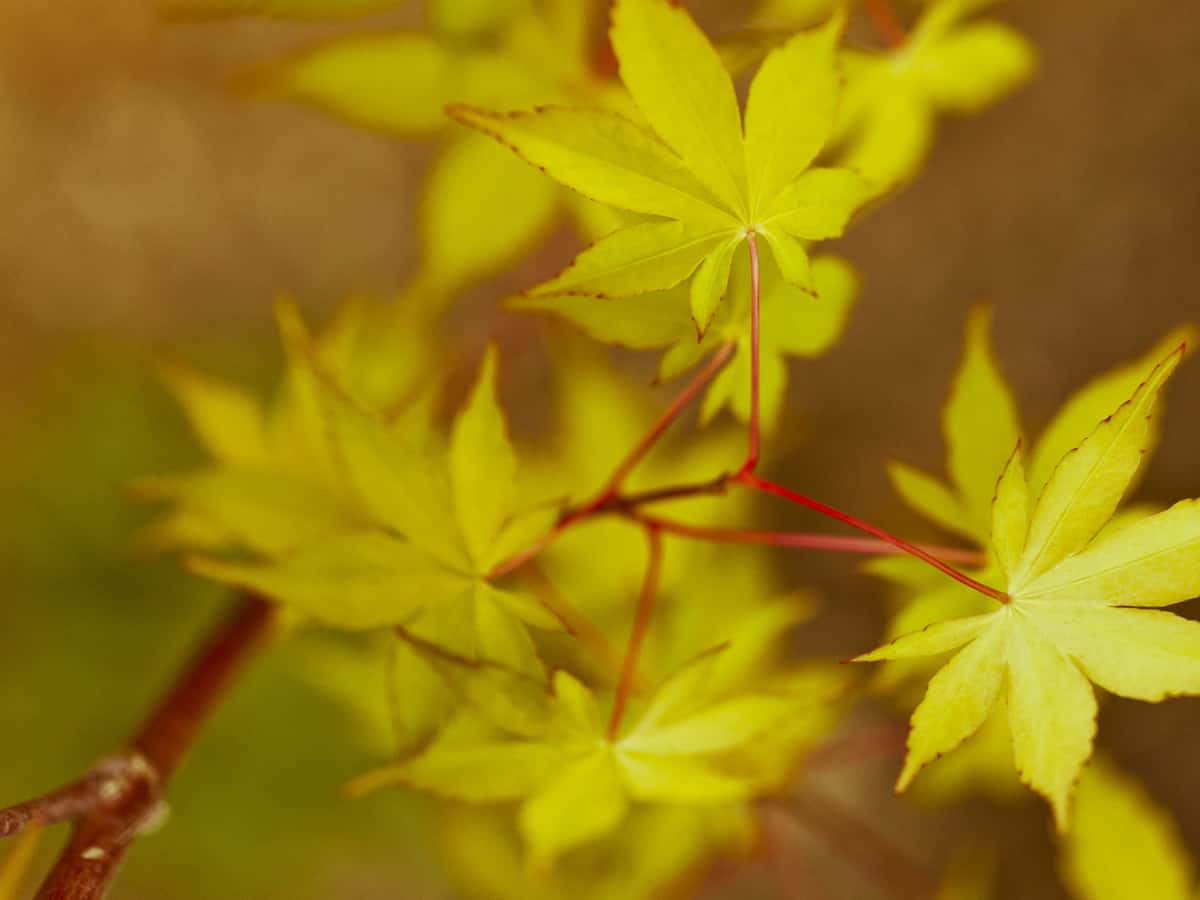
[{"x1": 0, "y1": 598, "x2": 274, "y2": 900}]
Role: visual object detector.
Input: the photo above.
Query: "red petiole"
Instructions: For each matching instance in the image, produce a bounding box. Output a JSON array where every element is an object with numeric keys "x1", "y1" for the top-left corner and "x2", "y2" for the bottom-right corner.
[
  {"x1": 607, "y1": 525, "x2": 664, "y2": 740},
  {"x1": 740, "y1": 231, "x2": 763, "y2": 477},
  {"x1": 636, "y1": 514, "x2": 986, "y2": 568}
]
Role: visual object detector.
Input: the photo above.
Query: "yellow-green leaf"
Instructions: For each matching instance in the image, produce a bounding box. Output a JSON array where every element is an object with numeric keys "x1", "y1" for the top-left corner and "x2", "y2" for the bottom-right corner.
[
  {"x1": 472, "y1": 582, "x2": 544, "y2": 679},
  {"x1": 159, "y1": 362, "x2": 268, "y2": 466},
  {"x1": 760, "y1": 167, "x2": 870, "y2": 240},
  {"x1": 450, "y1": 348, "x2": 517, "y2": 569},
  {"x1": 420, "y1": 133, "x2": 559, "y2": 293},
  {"x1": 1020, "y1": 499, "x2": 1200, "y2": 607},
  {"x1": 1015, "y1": 348, "x2": 1183, "y2": 586},
  {"x1": 991, "y1": 443, "x2": 1028, "y2": 579},
  {"x1": 855, "y1": 611, "x2": 999, "y2": 662},
  {"x1": 886, "y1": 461, "x2": 974, "y2": 542},
  {"x1": 448, "y1": 105, "x2": 734, "y2": 225},
  {"x1": 896, "y1": 617, "x2": 1007, "y2": 790},
  {"x1": 743, "y1": 14, "x2": 841, "y2": 204},
  {"x1": 253, "y1": 35, "x2": 540, "y2": 136},
  {"x1": 519, "y1": 748, "x2": 628, "y2": 867},
  {"x1": 509, "y1": 289, "x2": 688, "y2": 350},
  {"x1": 1020, "y1": 606, "x2": 1200, "y2": 702},
  {"x1": 386, "y1": 741, "x2": 564, "y2": 802},
  {"x1": 689, "y1": 236, "x2": 740, "y2": 334},
  {"x1": 772, "y1": 255, "x2": 859, "y2": 353},
  {"x1": 1005, "y1": 611, "x2": 1096, "y2": 830},
  {"x1": 622, "y1": 694, "x2": 791, "y2": 756},
  {"x1": 427, "y1": 0, "x2": 527, "y2": 39},
  {"x1": 759, "y1": 226, "x2": 814, "y2": 294},
  {"x1": 944, "y1": 306, "x2": 1023, "y2": 537},
  {"x1": 1029, "y1": 325, "x2": 1198, "y2": 495},
  {"x1": 611, "y1": 0, "x2": 749, "y2": 215},
  {"x1": 388, "y1": 636, "x2": 454, "y2": 756},
  {"x1": 1062, "y1": 758, "x2": 1195, "y2": 900},
  {"x1": 133, "y1": 470, "x2": 360, "y2": 556},
  {"x1": 188, "y1": 533, "x2": 466, "y2": 630},
  {"x1": 618, "y1": 752, "x2": 756, "y2": 803},
  {"x1": 531, "y1": 221, "x2": 736, "y2": 299},
  {"x1": 915, "y1": 23, "x2": 1036, "y2": 114}
]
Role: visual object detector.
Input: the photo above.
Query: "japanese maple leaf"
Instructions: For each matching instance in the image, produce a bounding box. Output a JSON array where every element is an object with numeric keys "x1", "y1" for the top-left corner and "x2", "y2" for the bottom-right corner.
[
  {"x1": 872, "y1": 311, "x2": 1197, "y2": 691},
  {"x1": 857, "y1": 346, "x2": 1200, "y2": 829},
  {"x1": 354, "y1": 607, "x2": 848, "y2": 868},
  {"x1": 451, "y1": 0, "x2": 870, "y2": 335},
  {"x1": 862, "y1": 314, "x2": 1196, "y2": 807},
  {"x1": 136, "y1": 297, "x2": 437, "y2": 561},
  {"x1": 152, "y1": 302, "x2": 560, "y2": 694}
]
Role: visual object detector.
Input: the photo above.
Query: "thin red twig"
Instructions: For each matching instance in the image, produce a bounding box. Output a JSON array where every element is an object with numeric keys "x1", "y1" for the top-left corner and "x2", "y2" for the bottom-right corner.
[
  {"x1": 486, "y1": 345, "x2": 734, "y2": 582},
  {"x1": 610, "y1": 471, "x2": 733, "y2": 509},
  {"x1": 737, "y1": 472, "x2": 1008, "y2": 603},
  {"x1": 595, "y1": 341, "x2": 736, "y2": 505},
  {"x1": 517, "y1": 563, "x2": 628, "y2": 685},
  {"x1": 740, "y1": 232, "x2": 763, "y2": 476},
  {"x1": 607, "y1": 525, "x2": 664, "y2": 741},
  {"x1": 638, "y1": 514, "x2": 986, "y2": 566}
]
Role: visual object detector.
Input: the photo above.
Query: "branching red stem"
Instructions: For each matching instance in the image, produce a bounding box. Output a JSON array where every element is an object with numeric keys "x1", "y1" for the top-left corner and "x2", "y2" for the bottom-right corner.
[
  {"x1": 737, "y1": 472, "x2": 1008, "y2": 603},
  {"x1": 594, "y1": 341, "x2": 736, "y2": 505},
  {"x1": 0, "y1": 762, "x2": 132, "y2": 839},
  {"x1": 10, "y1": 599, "x2": 274, "y2": 900},
  {"x1": 607, "y1": 525, "x2": 664, "y2": 741},
  {"x1": 638, "y1": 514, "x2": 986, "y2": 566}
]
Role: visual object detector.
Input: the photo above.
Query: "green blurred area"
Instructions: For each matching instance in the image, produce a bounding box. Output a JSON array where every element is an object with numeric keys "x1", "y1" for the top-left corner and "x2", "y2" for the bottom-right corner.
[{"x1": 0, "y1": 342, "x2": 441, "y2": 898}]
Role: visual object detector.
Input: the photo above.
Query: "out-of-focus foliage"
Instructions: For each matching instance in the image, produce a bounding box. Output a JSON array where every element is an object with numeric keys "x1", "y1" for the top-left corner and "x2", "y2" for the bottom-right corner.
[
  {"x1": 354, "y1": 604, "x2": 850, "y2": 874},
  {"x1": 1061, "y1": 757, "x2": 1197, "y2": 900},
  {"x1": 0, "y1": 346, "x2": 439, "y2": 900},
  {"x1": 832, "y1": 0, "x2": 1036, "y2": 190},
  {"x1": 198, "y1": 0, "x2": 628, "y2": 304}
]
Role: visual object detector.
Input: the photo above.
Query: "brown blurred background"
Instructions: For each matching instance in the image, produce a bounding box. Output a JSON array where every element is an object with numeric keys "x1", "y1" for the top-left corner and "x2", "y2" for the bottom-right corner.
[{"x1": 1, "y1": 0, "x2": 1199, "y2": 898}]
